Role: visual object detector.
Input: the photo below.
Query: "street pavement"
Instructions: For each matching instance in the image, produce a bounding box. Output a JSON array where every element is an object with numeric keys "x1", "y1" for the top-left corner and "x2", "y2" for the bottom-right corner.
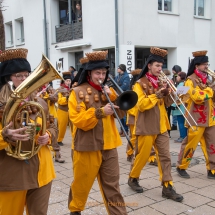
[{"x1": 46, "y1": 127, "x2": 215, "y2": 215}]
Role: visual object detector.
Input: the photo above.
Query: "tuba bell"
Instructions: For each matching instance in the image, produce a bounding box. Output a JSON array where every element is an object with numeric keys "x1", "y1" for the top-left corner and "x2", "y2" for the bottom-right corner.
[{"x1": 2, "y1": 54, "x2": 63, "y2": 160}]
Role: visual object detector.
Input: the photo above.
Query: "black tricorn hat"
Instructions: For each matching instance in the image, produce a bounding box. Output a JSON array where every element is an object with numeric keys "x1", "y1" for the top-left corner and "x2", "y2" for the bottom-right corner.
[
  {"x1": 187, "y1": 50, "x2": 208, "y2": 77},
  {"x1": 138, "y1": 47, "x2": 168, "y2": 80},
  {"x1": 0, "y1": 48, "x2": 31, "y2": 85},
  {"x1": 78, "y1": 51, "x2": 109, "y2": 86},
  {"x1": 62, "y1": 71, "x2": 72, "y2": 80}
]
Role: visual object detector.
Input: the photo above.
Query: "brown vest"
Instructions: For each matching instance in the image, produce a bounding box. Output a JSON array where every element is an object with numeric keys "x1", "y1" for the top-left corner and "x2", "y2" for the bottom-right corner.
[
  {"x1": 72, "y1": 82, "x2": 108, "y2": 151},
  {"x1": 135, "y1": 76, "x2": 172, "y2": 135},
  {"x1": 0, "y1": 84, "x2": 57, "y2": 191}
]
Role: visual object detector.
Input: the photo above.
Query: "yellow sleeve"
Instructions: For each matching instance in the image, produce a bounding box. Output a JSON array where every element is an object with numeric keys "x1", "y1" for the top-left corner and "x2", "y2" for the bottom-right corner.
[
  {"x1": 68, "y1": 91, "x2": 99, "y2": 131},
  {"x1": 0, "y1": 130, "x2": 8, "y2": 150},
  {"x1": 127, "y1": 104, "x2": 138, "y2": 116},
  {"x1": 109, "y1": 87, "x2": 118, "y2": 101},
  {"x1": 185, "y1": 79, "x2": 213, "y2": 104},
  {"x1": 58, "y1": 92, "x2": 68, "y2": 105},
  {"x1": 134, "y1": 83, "x2": 159, "y2": 112},
  {"x1": 43, "y1": 92, "x2": 49, "y2": 100}
]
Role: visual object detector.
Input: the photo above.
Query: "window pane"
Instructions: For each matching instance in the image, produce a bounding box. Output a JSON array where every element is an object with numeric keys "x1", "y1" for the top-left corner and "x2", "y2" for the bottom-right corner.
[
  {"x1": 164, "y1": 0, "x2": 172, "y2": 12},
  {"x1": 198, "y1": 0, "x2": 204, "y2": 16},
  {"x1": 194, "y1": 0, "x2": 196, "y2": 15},
  {"x1": 158, "y1": 0, "x2": 162, "y2": 10},
  {"x1": 59, "y1": 0, "x2": 68, "y2": 24}
]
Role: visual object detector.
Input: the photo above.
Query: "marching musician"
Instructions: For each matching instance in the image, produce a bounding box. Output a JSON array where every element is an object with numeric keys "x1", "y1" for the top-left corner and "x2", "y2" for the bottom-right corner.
[
  {"x1": 176, "y1": 50, "x2": 215, "y2": 179},
  {"x1": 57, "y1": 71, "x2": 72, "y2": 146},
  {"x1": 127, "y1": 47, "x2": 183, "y2": 202},
  {"x1": 68, "y1": 51, "x2": 127, "y2": 215},
  {"x1": 41, "y1": 84, "x2": 65, "y2": 163},
  {"x1": 0, "y1": 48, "x2": 58, "y2": 214},
  {"x1": 126, "y1": 69, "x2": 157, "y2": 165}
]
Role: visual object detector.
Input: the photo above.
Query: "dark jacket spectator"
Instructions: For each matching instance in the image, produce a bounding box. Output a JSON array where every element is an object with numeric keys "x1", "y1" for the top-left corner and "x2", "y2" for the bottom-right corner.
[{"x1": 115, "y1": 64, "x2": 130, "y2": 92}]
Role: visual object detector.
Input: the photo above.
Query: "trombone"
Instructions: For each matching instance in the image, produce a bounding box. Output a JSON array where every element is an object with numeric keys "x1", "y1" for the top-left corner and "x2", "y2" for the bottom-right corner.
[
  {"x1": 99, "y1": 75, "x2": 138, "y2": 150},
  {"x1": 159, "y1": 71, "x2": 198, "y2": 131},
  {"x1": 206, "y1": 68, "x2": 215, "y2": 79}
]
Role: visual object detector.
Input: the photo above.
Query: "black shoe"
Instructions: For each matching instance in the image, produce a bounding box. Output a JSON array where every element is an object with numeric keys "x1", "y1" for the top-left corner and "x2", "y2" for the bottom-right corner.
[
  {"x1": 149, "y1": 160, "x2": 158, "y2": 166},
  {"x1": 127, "y1": 154, "x2": 134, "y2": 162},
  {"x1": 128, "y1": 177, "x2": 143, "y2": 193},
  {"x1": 207, "y1": 170, "x2": 215, "y2": 179},
  {"x1": 58, "y1": 142, "x2": 64, "y2": 146},
  {"x1": 162, "y1": 184, "x2": 183, "y2": 202},
  {"x1": 176, "y1": 167, "x2": 190, "y2": 178},
  {"x1": 171, "y1": 125, "x2": 177, "y2": 130},
  {"x1": 70, "y1": 212, "x2": 81, "y2": 215}
]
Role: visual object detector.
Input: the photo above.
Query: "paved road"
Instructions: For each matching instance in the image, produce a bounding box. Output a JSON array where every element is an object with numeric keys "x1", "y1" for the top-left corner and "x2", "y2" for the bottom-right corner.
[{"x1": 47, "y1": 127, "x2": 215, "y2": 215}]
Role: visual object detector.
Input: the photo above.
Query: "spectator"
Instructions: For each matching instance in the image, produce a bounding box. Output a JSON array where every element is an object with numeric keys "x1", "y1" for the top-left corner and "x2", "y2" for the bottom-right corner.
[
  {"x1": 171, "y1": 65, "x2": 182, "y2": 130},
  {"x1": 172, "y1": 72, "x2": 187, "y2": 143},
  {"x1": 69, "y1": 66, "x2": 76, "y2": 80},
  {"x1": 75, "y1": 3, "x2": 82, "y2": 22},
  {"x1": 115, "y1": 64, "x2": 130, "y2": 137}
]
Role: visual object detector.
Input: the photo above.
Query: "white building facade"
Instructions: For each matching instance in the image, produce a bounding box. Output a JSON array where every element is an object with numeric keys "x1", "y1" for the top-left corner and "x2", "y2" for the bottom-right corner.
[{"x1": 3, "y1": 0, "x2": 215, "y2": 88}]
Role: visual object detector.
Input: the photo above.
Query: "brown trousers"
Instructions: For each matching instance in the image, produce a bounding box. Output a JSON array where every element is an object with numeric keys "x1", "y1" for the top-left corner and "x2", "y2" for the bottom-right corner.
[{"x1": 68, "y1": 149, "x2": 127, "y2": 215}]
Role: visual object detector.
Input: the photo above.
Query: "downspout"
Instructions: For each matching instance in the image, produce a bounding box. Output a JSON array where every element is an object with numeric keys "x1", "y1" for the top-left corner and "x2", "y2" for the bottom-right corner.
[
  {"x1": 43, "y1": 0, "x2": 49, "y2": 58},
  {"x1": 115, "y1": 0, "x2": 119, "y2": 76}
]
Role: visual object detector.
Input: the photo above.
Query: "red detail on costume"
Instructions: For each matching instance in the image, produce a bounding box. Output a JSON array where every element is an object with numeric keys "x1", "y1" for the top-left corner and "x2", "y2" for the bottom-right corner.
[
  {"x1": 210, "y1": 144, "x2": 215, "y2": 154},
  {"x1": 87, "y1": 75, "x2": 102, "y2": 91},
  {"x1": 199, "y1": 91, "x2": 204, "y2": 95},
  {"x1": 194, "y1": 69, "x2": 207, "y2": 84},
  {"x1": 193, "y1": 104, "x2": 207, "y2": 124},
  {"x1": 145, "y1": 72, "x2": 159, "y2": 89},
  {"x1": 60, "y1": 83, "x2": 70, "y2": 90}
]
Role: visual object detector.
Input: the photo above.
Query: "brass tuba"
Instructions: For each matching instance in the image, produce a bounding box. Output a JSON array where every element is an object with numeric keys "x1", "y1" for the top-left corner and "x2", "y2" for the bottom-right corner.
[{"x1": 2, "y1": 54, "x2": 63, "y2": 160}]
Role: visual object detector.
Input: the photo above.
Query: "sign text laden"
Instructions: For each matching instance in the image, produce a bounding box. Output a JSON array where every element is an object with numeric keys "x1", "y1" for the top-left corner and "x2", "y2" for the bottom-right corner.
[{"x1": 127, "y1": 50, "x2": 132, "y2": 72}]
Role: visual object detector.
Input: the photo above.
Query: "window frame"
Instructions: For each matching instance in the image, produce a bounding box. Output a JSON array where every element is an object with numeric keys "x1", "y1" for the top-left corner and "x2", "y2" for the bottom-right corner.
[
  {"x1": 15, "y1": 18, "x2": 25, "y2": 46},
  {"x1": 5, "y1": 22, "x2": 14, "y2": 48},
  {"x1": 193, "y1": 0, "x2": 211, "y2": 19},
  {"x1": 158, "y1": 0, "x2": 179, "y2": 16}
]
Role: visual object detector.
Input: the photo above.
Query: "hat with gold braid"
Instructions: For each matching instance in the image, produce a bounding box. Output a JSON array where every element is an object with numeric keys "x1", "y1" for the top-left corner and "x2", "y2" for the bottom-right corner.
[
  {"x1": 0, "y1": 48, "x2": 31, "y2": 85},
  {"x1": 138, "y1": 47, "x2": 168, "y2": 79},
  {"x1": 78, "y1": 51, "x2": 109, "y2": 85}
]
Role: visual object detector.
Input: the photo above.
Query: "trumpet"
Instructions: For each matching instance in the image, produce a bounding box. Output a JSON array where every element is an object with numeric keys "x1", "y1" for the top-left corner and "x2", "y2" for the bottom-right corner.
[{"x1": 159, "y1": 71, "x2": 198, "y2": 131}]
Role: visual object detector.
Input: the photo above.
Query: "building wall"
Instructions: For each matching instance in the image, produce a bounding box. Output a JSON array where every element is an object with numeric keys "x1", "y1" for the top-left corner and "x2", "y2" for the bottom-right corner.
[
  {"x1": 2, "y1": 0, "x2": 215, "y2": 87},
  {"x1": 3, "y1": 0, "x2": 45, "y2": 70}
]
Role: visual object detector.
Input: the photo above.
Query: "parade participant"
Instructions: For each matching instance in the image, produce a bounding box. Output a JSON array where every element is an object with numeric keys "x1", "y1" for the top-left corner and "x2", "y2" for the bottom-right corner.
[
  {"x1": 0, "y1": 48, "x2": 58, "y2": 215},
  {"x1": 42, "y1": 84, "x2": 65, "y2": 163},
  {"x1": 126, "y1": 69, "x2": 157, "y2": 165},
  {"x1": 128, "y1": 47, "x2": 183, "y2": 202},
  {"x1": 176, "y1": 50, "x2": 215, "y2": 179},
  {"x1": 68, "y1": 51, "x2": 127, "y2": 215},
  {"x1": 57, "y1": 71, "x2": 72, "y2": 146}
]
